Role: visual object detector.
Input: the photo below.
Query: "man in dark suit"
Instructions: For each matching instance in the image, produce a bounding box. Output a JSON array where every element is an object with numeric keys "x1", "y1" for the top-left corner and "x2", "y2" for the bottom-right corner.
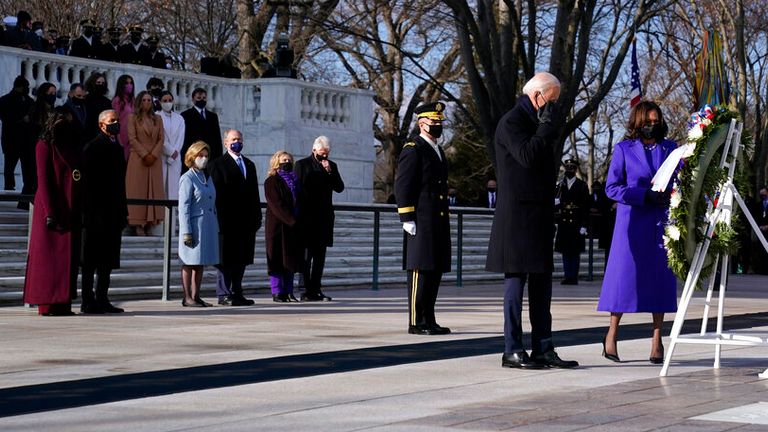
[
  {"x1": 180, "y1": 87, "x2": 223, "y2": 173},
  {"x1": 554, "y1": 158, "x2": 590, "y2": 285},
  {"x1": 209, "y1": 129, "x2": 262, "y2": 306},
  {"x1": 395, "y1": 102, "x2": 451, "y2": 336},
  {"x1": 478, "y1": 179, "x2": 497, "y2": 209},
  {"x1": 63, "y1": 83, "x2": 87, "y2": 130},
  {"x1": 0, "y1": 76, "x2": 33, "y2": 191},
  {"x1": 118, "y1": 25, "x2": 148, "y2": 65},
  {"x1": 68, "y1": 19, "x2": 99, "y2": 59},
  {"x1": 295, "y1": 135, "x2": 345, "y2": 301},
  {"x1": 80, "y1": 109, "x2": 127, "y2": 313},
  {"x1": 486, "y1": 72, "x2": 578, "y2": 369}
]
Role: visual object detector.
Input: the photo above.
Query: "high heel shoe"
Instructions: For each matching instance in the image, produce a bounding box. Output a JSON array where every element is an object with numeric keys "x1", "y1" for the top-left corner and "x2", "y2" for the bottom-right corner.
[
  {"x1": 649, "y1": 345, "x2": 664, "y2": 364},
  {"x1": 602, "y1": 337, "x2": 621, "y2": 362}
]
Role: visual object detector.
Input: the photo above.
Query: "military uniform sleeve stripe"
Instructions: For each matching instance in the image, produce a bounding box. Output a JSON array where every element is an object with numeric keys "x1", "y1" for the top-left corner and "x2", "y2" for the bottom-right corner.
[{"x1": 398, "y1": 206, "x2": 415, "y2": 214}]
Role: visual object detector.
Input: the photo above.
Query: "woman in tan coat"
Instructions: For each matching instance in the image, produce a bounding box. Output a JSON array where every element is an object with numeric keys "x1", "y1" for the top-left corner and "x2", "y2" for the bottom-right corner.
[{"x1": 126, "y1": 90, "x2": 165, "y2": 236}]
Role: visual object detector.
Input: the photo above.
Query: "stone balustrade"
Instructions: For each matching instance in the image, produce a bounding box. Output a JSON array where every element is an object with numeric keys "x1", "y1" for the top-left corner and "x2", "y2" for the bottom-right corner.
[{"x1": 0, "y1": 46, "x2": 376, "y2": 202}]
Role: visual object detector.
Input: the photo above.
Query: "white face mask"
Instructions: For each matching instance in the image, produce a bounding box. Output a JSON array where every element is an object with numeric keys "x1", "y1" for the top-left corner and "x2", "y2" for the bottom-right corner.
[
  {"x1": 161, "y1": 102, "x2": 173, "y2": 113},
  {"x1": 194, "y1": 156, "x2": 208, "y2": 169},
  {"x1": 35, "y1": 29, "x2": 43, "y2": 37}
]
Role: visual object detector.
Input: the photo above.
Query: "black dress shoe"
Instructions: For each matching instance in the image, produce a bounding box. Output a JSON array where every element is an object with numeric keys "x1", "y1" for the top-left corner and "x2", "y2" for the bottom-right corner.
[
  {"x1": 231, "y1": 296, "x2": 255, "y2": 306},
  {"x1": 532, "y1": 350, "x2": 579, "y2": 368},
  {"x1": 101, "y1": 302, "x2": 124, "y2": 313},
  {"x1": 194, "y1": 297, "x2": 213, "y2": 307},
  {"x1": 218, "y1": 297, "x2": 233, "y2": 305},
  {"x1": 42, "y1": 310, "x2": 76, "y2": 316},
  {"x1": 502, "y1": 351, "x2": 543, "y2": 369},
  {"x1": 273, "y1": 294, "x2": 289, "y2": 303},
  {"x1": 560, "y1": 278, "x2": 578, "y2": 285},
  {"x1": 408, "y1": 325, "x2": 436, "y2": 335},
  {"x1": 317, "y1": 291, "x2": 332, "y2": 301},
  {"x1": 288, "y1": 294, "x2": 300, "y2": 302},
  {"x1": 602, "y1": 337, "x2": 620, "y2": 362},
  {"x1": 301, "y1": 292, "x2": 321, "y2": 302},
  {"x1": 429, "y1": 324, "x2": 451, "y2": 335},
  {"x1": 80, "y1": 303, "x2": 105, "y2": 314}
]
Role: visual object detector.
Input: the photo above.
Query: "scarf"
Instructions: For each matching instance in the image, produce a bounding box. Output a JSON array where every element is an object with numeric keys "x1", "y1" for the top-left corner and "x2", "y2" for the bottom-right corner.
[{"x1": 277, "y1": 169, "x2": 299, "y2": 215}]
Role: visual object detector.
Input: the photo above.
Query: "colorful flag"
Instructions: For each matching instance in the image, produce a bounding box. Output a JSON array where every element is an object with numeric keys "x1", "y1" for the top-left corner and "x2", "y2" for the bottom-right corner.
[{"x1": 629, "y1": 39, "x2": 642, "y2": 108}]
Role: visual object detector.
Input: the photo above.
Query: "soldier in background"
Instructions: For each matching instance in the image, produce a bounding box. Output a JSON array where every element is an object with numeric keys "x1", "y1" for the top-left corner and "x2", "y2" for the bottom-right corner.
[
  {"x1": 98, "y1": 26, "x2": 122, "y2": 62},
  {"x1": 554, "y1": 158, "x2": 590, "y2": 285},
  {"x1": 68, "y1": 19, "x2": 99, "y2": 59},
  {"x1": 144, "y1": 35, "x2": 166, "y2": 68},
  {"x1": 118, "y1": 25, "x2": 147, "y2": 65}
]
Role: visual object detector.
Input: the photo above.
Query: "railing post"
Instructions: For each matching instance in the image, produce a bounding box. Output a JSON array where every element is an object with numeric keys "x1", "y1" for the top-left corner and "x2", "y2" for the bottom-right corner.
[
  {"x1": 456, "y1": 212, "x2": 463, "y2": 288},
  {"x1": 372, "y1": 209, "x2": 380, "y2": 291},
  {"x1": 587, "y1": 214, "x2": 594, "y2": 281},
  {"x1": 161, "y1": 205, "x2": 172, "y2": 301}
]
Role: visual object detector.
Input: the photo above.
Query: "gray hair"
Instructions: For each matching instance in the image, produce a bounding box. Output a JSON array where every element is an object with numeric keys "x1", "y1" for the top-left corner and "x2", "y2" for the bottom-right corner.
[
  {"x1": 223, "y1": 129, "x2": 242, "y2": 140},
  {"x1": 98, "y1": 109, "x2": 116, "y2": 123},
  {"x1": 313, "y1": 135, "x2": 330, "y2": 151},
  {"x1": 522, "y1": 72, "x2": 560, "y2": 96}
]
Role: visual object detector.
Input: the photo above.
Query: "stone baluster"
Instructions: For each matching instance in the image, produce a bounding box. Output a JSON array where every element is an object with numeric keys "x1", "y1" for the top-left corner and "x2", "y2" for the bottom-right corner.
[{"x1": 22, "y1": 59, "x2": 35, "y2": 88}]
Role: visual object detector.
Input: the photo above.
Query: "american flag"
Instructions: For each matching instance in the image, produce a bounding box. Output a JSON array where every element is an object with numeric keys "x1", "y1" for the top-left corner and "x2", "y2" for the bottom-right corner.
[{"x1": 629, "y1": 39, "x2": 642, "y2": 108}]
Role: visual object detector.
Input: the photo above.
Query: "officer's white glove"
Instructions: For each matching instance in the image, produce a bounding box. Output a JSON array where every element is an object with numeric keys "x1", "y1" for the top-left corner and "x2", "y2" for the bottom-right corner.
[
  {"x1": 579, "y1": 227, "x2": 588, "y2": 236},
  {"x1": 403, "y1": 221, "x2": 416, "y2": 236},
  {"x1": 554, "y1": 198, "x2": 561, "y2": 206}
]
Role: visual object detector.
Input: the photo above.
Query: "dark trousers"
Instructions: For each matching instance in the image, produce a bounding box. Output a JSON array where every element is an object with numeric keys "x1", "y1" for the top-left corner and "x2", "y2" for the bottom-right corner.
[
  {"x1": 18, "y1": 143, "x2": 36, "y2": 208},
  {"x1": 81, "y1": 265, "x2": 113, "y2": 305},
  {"x1": 503, "y1": 273, "x2": 553, "y2": 354},
  {"x1": 216, "y1": 264, "x2": 246, "y2": 299},
  {"x1": 407, "y1": 269, "x2": 442, "y2": 327},
  {"x1": 3, "y1": 150, "x2": 19, "y2": 190},
  {"x1": 303, "y1": 244, "x2": 327, "y2": 294},
  {"x1": 561, "y1": 253, "x2": 580, "y2": 281}
]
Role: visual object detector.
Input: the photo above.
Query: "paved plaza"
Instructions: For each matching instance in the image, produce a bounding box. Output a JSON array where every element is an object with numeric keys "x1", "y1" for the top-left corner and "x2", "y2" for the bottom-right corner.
[{"x1": 0, "y1": 276, "x2": 767, "y2": 431}]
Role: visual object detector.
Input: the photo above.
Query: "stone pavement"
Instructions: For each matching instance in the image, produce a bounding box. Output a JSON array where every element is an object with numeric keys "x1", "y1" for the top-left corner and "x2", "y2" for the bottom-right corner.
[{"x1": 0, "y1": 275, "x2": 767, "y2": 431}]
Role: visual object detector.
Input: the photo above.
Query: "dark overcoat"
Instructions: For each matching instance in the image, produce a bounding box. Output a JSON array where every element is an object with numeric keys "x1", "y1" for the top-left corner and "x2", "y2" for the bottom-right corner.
[
  {"x1": 68, "y1": 36, "x2": 98, "y2": 59},
  {"x1": 84, "y1": 94, "x2": 113, "y2": 142},
  {"x1": 81, "y1": 133, "x2": 127, "y2": 269},
  {"x1": 295, "y1": 154, "x2": 345, "y2": 247},
  {"x1": 394, "y1": 134, "x2": 451, "y2": 272},
  {"x1": 23, "y1": 138, "x2": 83, "y2": 305},
  {"x1": 486, "y1": 95, "x2": 559, "y2": 273},
  {"x1": 554, "y1": 177, "x2": 590, "y2": 254},
  {"x1": 180, "y1": 107, "x2": 223, "y2": 172},
  {"x1": 264, "y1": 174, "x2": 302, "y2": 273},
  {"x1": 209, "y1": 153, "x2": 262, "y2": 266},
  {"x1": 0, "y1": 90, "x2": 33, "y2": 157},
  {"x1": 118, "y1": 43, "x2": 149, "y2": 65}
]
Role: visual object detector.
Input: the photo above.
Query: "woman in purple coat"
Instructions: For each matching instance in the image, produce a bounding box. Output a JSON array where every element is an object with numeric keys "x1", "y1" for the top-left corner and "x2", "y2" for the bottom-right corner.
[{"x1": 598, "y1": 101, "x2": 678, "y2": 364}]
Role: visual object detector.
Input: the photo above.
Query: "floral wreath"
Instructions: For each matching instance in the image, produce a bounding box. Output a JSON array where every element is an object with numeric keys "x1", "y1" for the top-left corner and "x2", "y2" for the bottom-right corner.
[{"x1": 662, "y1": 105, "x2": 750, "y2": 285}]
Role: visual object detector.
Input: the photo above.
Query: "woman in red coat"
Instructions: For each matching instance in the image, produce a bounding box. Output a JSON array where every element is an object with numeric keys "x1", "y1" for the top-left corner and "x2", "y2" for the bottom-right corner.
[{"x1": 23, "y1": 107, "x2": 84, "y2": 316}]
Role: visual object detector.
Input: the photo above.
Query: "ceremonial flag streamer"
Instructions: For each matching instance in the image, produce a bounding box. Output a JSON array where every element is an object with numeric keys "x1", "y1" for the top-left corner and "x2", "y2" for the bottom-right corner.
[
  {"x1": 694, "y1": 31, "x2": 731, "y2": 109},
  {"x1": 629, "y1": 39, "x2": 642, "y2": 108}
]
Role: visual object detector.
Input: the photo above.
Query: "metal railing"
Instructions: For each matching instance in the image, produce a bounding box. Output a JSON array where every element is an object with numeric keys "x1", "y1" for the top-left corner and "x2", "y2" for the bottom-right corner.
[{"x1": 1, "y1": 194, "x2": 602, "y2": 299}]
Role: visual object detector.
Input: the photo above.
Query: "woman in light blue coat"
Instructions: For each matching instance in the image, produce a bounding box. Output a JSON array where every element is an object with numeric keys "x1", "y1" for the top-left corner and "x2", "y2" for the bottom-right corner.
[{"x1": 178, "y1": 141, "x2": 219, "y2": 307}]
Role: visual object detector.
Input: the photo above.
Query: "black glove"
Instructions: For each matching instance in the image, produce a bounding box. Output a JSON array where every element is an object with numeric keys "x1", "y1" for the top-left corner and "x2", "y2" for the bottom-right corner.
[
  {"x1": 644, "y1": 189, "x2": 670, "y2": 207},
  {"x1": 45, "y1": 216, "x2": 56, "y2": 229},
  {"x1": 537, "y1": 101, "x2": 559, "y2": 125}
]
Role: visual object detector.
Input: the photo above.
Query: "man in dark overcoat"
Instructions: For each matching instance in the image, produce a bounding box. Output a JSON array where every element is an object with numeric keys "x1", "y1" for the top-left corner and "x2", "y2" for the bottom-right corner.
[
  {"x1": 180, "y1": 88, "x2": 223, "y2": 174},
  {"x1": 295, "y1": 135, "x2": 345, "y2": 301},
  {"x1": 486, "y1": 72, "x2": 578, "y2": 369},
  {"x1": 395, "y1": 102, "x2": 451, "y2": 336},
  {"x1": 97, "y1": 27, "x2": 122, "y2": 62},
  {"x1": 554, "y1": 158, "x2": 590, "y2": 285},
  {"x1": 80, "y1": 110, "x2": 127, "y2": 313},
  {"x1": 0, "y1": 75, "x2": 33, "y2": 191},
  {"x1": 118, "y1": 25, "x2": 148, "y2": 65},
  {"x1": 209, "y1": 129, "x2": 262, "y2": 306}
]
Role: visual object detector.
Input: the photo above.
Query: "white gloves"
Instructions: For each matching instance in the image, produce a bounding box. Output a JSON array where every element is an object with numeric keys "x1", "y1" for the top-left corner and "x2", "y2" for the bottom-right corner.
[
  {"x1": 403, "y1": 221, "x2": 416, "y2": 236},
  {"x1": 554, "y1": 198, "x2": 561, "y2": 206},
  {"x1": 579, "y1": 227, "x2": 588, "y2": 236}
]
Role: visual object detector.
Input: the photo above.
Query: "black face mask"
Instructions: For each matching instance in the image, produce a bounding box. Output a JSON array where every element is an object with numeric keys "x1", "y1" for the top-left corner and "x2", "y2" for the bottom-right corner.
[
  {"x1": 640, "y1": 123, "x2": 664, "y2": 141},
  {"x1": 94, "y1": 83, "x2": 107, "y2": 96},
  {"x1": 150, "y1": 88, "x2": 162, "y2": 97},
  {"x1": 110, "y1": 37, "x2": 120, "y2": 45},
  {"x1": 315, "y1": 154, "x2": 327, "y2": 162},
  {"x1": 194, "y1": 100, "x2": 207, "y2": 109},
  {"x1": 72, "y1": 97, "x2": 85, "y2": 106},
  {"x1": 564, "y1": 171, "x2": 576, "y2": 179},
  {"x1": 487, "y1": 187, "x2": 496, "y2": 193},
  {"x1": 427, "y1": 124, "x2": 443, "y2": 138},
  {"x1": 130, "y1": 34, "x2": 142, "y2": 44},
  {"x1": 44, "y1": 94, "x2": 56, "y2": 106},
  {"x1": 105, "y1": 122, "x2": 120, "y2": 136},
  {"x1": 83, "y1": 29, "x2": 93, "y2": 38},
  {"x1": 279, "y1": 162, "x2": 293, "y2": 172}
]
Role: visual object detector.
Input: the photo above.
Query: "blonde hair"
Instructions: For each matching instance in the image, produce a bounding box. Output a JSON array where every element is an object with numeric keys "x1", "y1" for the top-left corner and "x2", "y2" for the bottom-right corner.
[
  {"x1": 268, "y1": 150, "x2": 294, "y2": 177},
  {"x1": 133, "y1": 90, "x2": 158, "y2": 125},
  {"x1": 184, "y1": 141, "x2": 210, "y2": 168}
]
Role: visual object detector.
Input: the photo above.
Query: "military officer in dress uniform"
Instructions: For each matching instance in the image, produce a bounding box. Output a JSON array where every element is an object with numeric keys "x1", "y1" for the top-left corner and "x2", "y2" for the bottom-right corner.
[
  {"x1": 395, "y1": 102, "x2": 451, "y2": 336},
  {"x1": 98, "y1": 26, "x2": 122, "y2": 61},
  {"x1": 554, "y1": 158, "x2": 590, "y2": 285},
  {"x1": 68, "y1": 18, "x2": 99, "y2": 59},
  {"x1": 118, "y1": 25, "x2": 148, "y2": 65},
  {"x1": 144, "y1": 35, "x2": 166, "y2": 68}
]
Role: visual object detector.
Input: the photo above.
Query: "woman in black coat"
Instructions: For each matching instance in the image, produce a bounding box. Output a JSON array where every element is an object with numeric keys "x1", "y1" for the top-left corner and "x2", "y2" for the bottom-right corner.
[{"x1": 264, "y1": 150, "x2": 302, "y2": 302}]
